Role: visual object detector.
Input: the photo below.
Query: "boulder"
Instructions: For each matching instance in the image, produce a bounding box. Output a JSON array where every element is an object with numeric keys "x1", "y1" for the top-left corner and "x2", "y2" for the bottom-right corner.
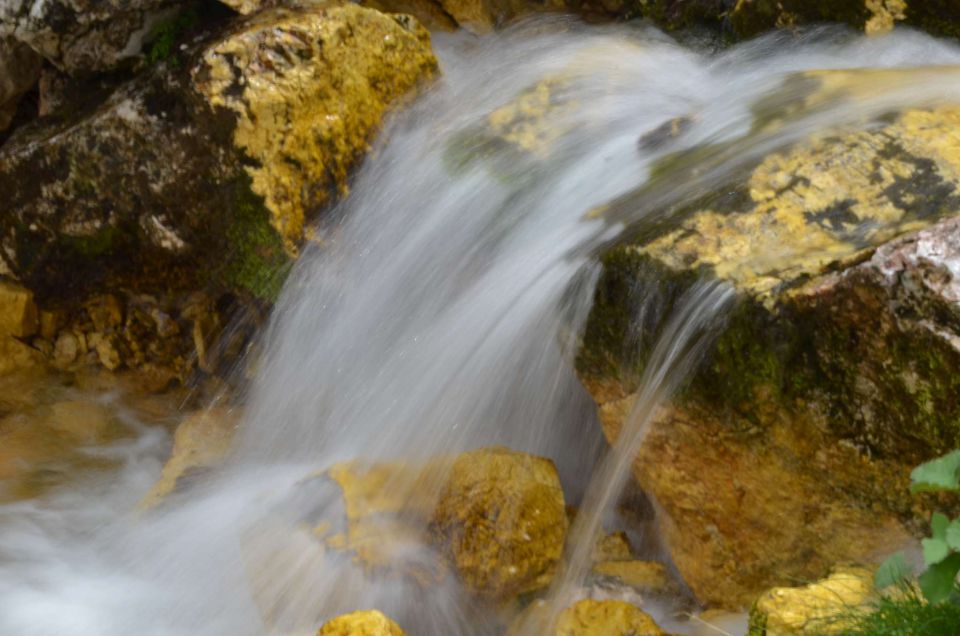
[
  {"x1": 0, "y1": 280, "x2": 38, "y2": 338},
  {"x1": 432, "y1": 446, "x2": 568, "y2": 598},
  {"x1": 0, "y1": 4, "x2": 437, "y2": 302},
  {"x1": 317, "y1": 610, "x2": 405, "y2": 636},
  {"x1": 576, "y1": 71, "x2": 960, "y2": 608},
  {"x1": 747, "y1": 566, "x2": 874, "y2": 635},
  {"x1": 0, "y1": 0, "x2": 184, "y2": 73},
  {"x1": 554, "y1": 599, "x2": 664, "y2": 636}
]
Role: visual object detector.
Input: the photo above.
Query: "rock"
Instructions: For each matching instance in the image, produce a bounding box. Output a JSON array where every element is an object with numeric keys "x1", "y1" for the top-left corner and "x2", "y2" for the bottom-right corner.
[
  {"x1": 0, "y1": 280, "x2": 38, "y2": 338},
  {"x1": 591, "y1": 561, "x2": 671, "y2": 593},
  {"x1": 45, "y1": 399, "x2": 115, "y2": 443},
  {"x1": 0, "y1": 0, "x2": 184, "y2": 73},
  {"x1": 140, "y1": 407, "x2": 237, "y2": 507},
  {"x1": 52, "y1": 332, "x2": 80, "y2": 367},
  {"x1": 748, "y1": 566, "x2": 874, "y2": 635},
  {"x1": 0, "y1": 336, "x2": 44, "y2": 376},
  {"x1": 0, "y1": 4, "x2": 437, "y2": 302},
  {"x1": 729, "y1": 0, "x2": 960, "y2": 39},
  {"x1": 0, "y1": 37, "x2": 42, "y2": 132},
  {"x1": 577, "y1": 73, "x2": 960, "y2": 608},
  {"x1": 593, "y1": 531, "x2": 634, "y2": 562},
  {"x1": 555, "y1": 599, "x2": 664, "y2": 635},
  {"x1": 432, "y1": 446, "x2": 568, "y2": 598},
  {"x1": 317, "y1": 609, "x2": 405, "y2": 636}
]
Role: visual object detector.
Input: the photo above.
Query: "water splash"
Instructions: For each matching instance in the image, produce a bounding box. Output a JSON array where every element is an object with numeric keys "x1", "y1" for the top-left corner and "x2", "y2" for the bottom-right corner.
[{"x1": 2, "y1": 19, "x2": 960, "y2": 636}]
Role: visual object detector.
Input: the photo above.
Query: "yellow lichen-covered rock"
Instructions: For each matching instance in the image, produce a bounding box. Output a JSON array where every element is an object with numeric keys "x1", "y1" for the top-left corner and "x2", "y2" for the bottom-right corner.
[
  {"x1": 592, "y1": 531, "x2": 633, "y2": 562},
  {"x1": 317, "y1": 609, "x2": 405, "y2": 636},
  {"x1": 555, "y1": 599, "x2": 664, "y2": 636},
  {"x1": 194, "y1": 4, "x2": 438, "y2": 252},
  {"x1": 0, "y1": 280, "x2": 37, "y2": 338},
  {"x1": 578, "y1": 71, "x2": 960, "y2": 609},
  {"x1": 140, "y1": 407, "x2": 237, "y2": 508},
  {"x1": 748, "y1": 567, "x2": 874, "y2": 635},
  {"x1": 432, "y1": 446, "x2": 568, "y2": 598},
  {"x1": 639, "y1": 104, "x2": 960, "y2": 300},
  {"x1": 0, "y1": 336, "x2": 43, "y2": 377}
]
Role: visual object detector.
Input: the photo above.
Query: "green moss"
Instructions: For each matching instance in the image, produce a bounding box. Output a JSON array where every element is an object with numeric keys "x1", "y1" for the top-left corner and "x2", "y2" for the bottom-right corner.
[
  {"x1": 220, "y1": 175, "x2": 292, "y2": 302},
  {"x1": 146, "y1": 9, "x2": 200, "y2": 67},
  {"x1": 828, "y1": 588, "x2": 960, "y2": 636}
]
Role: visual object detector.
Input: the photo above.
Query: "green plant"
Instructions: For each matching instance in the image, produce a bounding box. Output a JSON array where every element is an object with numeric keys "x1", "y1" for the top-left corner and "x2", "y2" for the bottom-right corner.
[
  {"x1": 833, "y1": 585, "x2": 960, "y2": 636},
  {"x1": 146, "y1": 9, "x2": 199, "y2": 67},
  {"x1": 876, "y1": 450, "x2": 960, "y2": 604}
]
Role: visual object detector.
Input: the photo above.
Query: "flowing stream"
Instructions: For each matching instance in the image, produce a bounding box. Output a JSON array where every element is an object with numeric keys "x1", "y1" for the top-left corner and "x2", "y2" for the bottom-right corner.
[{"x1": 3, "y1": 18, "x2": 960, "y2": 636}]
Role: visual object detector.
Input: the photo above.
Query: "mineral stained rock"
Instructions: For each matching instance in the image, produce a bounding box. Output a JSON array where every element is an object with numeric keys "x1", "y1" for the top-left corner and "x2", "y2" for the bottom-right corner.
[{"x1": 577, "y1": 69, "x2": 960, "y2": 608}]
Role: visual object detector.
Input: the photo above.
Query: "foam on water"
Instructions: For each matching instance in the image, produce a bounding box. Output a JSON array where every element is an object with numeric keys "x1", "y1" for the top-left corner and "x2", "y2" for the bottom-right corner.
[{"x1": 3, "y1": 19, "x2": 960, "y2": 635}]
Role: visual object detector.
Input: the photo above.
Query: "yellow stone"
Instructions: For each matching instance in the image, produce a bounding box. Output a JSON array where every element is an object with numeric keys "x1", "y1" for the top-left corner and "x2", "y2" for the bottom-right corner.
[
  {"x1": 750, "y1": 566, "x2": 874, "y2": 635},
  {"x1": 592, "y1": 530, "x2": 633, "y2": 562},
  {"x1": 140, "y1": 407, "x2": 237, "y2": 508},
  {"x1": 317, "y1": 609, "x2": 405, "y2": 636},
  {"x1": 193, "y1": 5, "x2": 438, "y2": 252},
  {"x1": 555, "y1": 599, "x2": 664, "y2": 636},
  {"x1": 0, "y1": 280, "x2": 37, "y2": 338},
  {"x1": 432, "y1": 446, "x2": 568, "y2": 598},
  {"x1": 592, "y1": 560, "x2": 670, "y2": 593},
  {"x1": 0, "y1": 335, "x2": 43, "y2": 376}
]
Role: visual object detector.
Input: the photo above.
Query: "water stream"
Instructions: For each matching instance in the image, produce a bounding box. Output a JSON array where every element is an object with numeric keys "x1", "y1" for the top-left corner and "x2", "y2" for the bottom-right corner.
[{"x1": 3, "y1": 18, "x2": 960, "y2": 636}]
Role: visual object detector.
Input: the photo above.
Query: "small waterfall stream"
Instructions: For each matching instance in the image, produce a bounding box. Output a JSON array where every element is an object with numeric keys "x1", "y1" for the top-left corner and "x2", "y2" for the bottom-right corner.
[{"x1": 2, "y1": 19, "x2": 960, "y2": 636}]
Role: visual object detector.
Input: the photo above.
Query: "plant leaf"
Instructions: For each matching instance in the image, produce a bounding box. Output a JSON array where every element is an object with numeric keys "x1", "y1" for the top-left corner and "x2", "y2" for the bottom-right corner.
[
  {"x1": 932, "y1": 512, "x2": 951, "y2": 540},
  {"x1": 946, "y1": 519, "x2": 960, "y2": 551},
  {"x1": 919, "y1": 553, "x2": 960, "y2": 604},
  {"x1": 911, "y1": 450, "x2": 960, "y2": 493},
  {"x1": 875, "y1": 552, "x2": 910, "y2": 589},
  {"x1": 923, "y1": 537, "x2": 950, "y2": 565}
]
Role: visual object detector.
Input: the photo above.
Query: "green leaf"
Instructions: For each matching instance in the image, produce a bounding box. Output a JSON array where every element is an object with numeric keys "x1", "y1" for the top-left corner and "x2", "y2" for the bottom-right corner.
[
  {"x1": 923, "y1": 537, "x2": 951, "y2": 565},
  {"x1": 933, "y1": 513, "x2": 951, "y2": 540},
  {"x1": 875, "y1": 552, "x2": 910, "y2": 589},
  {"x1": 919, "y1": 553, "x2": 960, "y2": 604},
  {"x1": 911, "y1": 450, "x2": 960, "y2": 493},
  {"x1": 946, "y1": 519, "x2": 960, "y2": 551}
]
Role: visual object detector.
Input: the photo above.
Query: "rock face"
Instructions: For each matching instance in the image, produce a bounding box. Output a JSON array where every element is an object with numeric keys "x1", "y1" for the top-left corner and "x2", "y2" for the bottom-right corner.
[
  {"x1": 554, "y1": 599, "x2": 664, "y2": 636},
  {"x1": 0, "y1": 0, "x2": 183, "y2": 73},
  {"x1": 432, "y1": 446, "x2": 568, "y2": 598},
  {"x1": 729, "y1": 0, "x2": 960, "y2": 39},
  {"x1": 0, "y1": 5, "x2": 437, "y2": 303},
  {"x1": 0, "y1": 37, "x2": 42, "y2": 132},
  {"x1": 748, "y1": 567, "x2": 874, "y2": 635},
  {"x1": 577, "y1": 74, "x2": 960, "y2": 608},
  {"x1": 317, "y1": 610, "x2": 405, "y2": 636}
]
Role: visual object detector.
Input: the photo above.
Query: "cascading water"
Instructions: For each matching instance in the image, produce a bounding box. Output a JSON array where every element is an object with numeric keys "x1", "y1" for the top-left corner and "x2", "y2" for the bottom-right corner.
[{"x1": 3, "y1": 18, "x2": 960, "y2": 636}]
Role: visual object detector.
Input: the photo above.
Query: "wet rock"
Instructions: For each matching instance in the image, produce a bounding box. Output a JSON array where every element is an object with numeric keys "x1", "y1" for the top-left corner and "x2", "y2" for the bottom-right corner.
[
  {"x1": 555, "y1": 599, "x2": 664, "y2": 635},
  {"x1": 0, "y1": 336, "x2": 44, "y2": 376},
  {"x1": 0, "y1": 4, "x2": 437, "y2": 302},
  {"x1": 432, "y1": 446, "x2": 568, "y2": 598},
  {"x1": 140, "y1": 407, "x2": 237, "y2": 507},
  {"x1": 317, "y1": 609, "x2": 405, "y2": 636},
  {"x1": 747, "y1": 566, "x2": 874, "y2": 635},
  {"x1": 0, "y1": 280, "x2": 38, "y2": 338},
  {"x1": 577, "y1": 72, "x2": 960, "y2": 608},
  {"x1": 0, "y1": 0, "x2": 184, "y2": 73},
  {"x1": 592, "y1": 561, "x2": 671, "y2": 593},
  {"x1": 0, "y1": 37, "x2": 42, "y2": 132},
  {"x1": 593, "y1": 531, "x2": 634, "y2": 562}
]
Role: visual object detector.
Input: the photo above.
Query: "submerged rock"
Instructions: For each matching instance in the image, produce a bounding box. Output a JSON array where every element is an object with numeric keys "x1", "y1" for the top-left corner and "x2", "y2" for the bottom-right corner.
[
  {"x1": 747, "y1": 566, "x2": 874, "y2": 635},
  {"x1": 0, "y1": 4, "x2": 437, "y2": 302},
  {"x1": 432, "y1": 446, "x2": 568, "y2": 598},
  {"x1": 317, "y1": 609, "x2": 405, "y2": 636},
  {"x1": 577, "y1": 71, "x2": 960, "y2": 608},
  {"x1": 140, "y1": 407, "x2": 237, "y2": 508}
]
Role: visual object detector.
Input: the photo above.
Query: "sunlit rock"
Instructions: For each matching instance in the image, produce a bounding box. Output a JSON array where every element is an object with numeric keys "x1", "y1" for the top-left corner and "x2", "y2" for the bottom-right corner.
[
  {"x1": 747, "y1": 566, "x2": 874, "y2": 635},
  {"x1": 432, "y1": 446, "x2": 568, "y2": 598},
  {"x1": 140, "y1": 407, "x2": 237, "y2": 508},
  {"x1": 511, "y1": 598, "x2": 665, "y2": 635},
  {"x1": 577, "y1": 71, "x2": 960, "y2": 608},
  {"x1": 317, "y1": 609, "x2": 405, "y2": 636},
  {"x1": 0, "y1": 5, "x2": 437, "y2": 302}
]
